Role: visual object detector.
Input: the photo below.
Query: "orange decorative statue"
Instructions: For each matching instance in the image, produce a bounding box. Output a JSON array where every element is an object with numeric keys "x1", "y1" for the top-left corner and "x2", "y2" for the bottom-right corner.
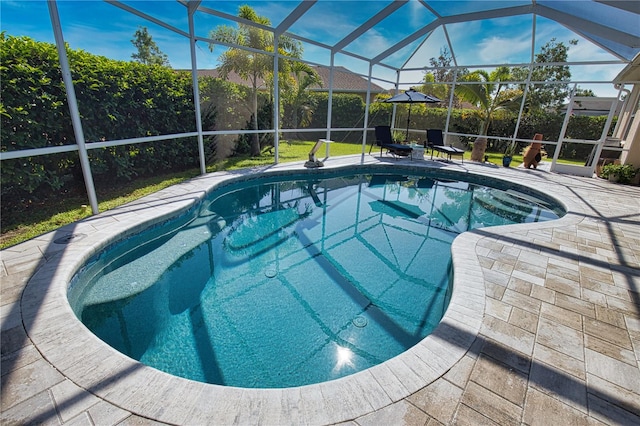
[{"x1": 523, "y1": 133, "x2": 544, "y2": 169}]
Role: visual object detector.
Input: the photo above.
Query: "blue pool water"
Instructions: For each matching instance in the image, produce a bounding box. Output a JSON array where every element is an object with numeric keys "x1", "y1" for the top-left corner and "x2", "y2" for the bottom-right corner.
[{"x1": 69, "y1": 169, "x2": 563, "y2": 388}]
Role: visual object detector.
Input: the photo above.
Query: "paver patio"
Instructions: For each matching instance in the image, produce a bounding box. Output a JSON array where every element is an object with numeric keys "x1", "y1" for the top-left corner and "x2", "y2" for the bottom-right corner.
[{"x1": 2, "y1": 155, "x2": 639, "y2": 425}]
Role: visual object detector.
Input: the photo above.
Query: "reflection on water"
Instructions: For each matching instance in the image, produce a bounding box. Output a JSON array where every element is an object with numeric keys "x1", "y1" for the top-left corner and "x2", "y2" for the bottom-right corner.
[
  {"x1": 73, "y1": 170, "x2": 562, "y2": 388},
  {"x1": 334, "y1": 345, "x2": 355, "y2": 372}
]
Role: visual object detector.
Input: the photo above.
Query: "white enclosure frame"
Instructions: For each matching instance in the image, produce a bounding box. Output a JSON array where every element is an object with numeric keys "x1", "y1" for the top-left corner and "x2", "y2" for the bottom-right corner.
[{"x1": 1, "y1": 0, "x2": 639, "y2": 215}]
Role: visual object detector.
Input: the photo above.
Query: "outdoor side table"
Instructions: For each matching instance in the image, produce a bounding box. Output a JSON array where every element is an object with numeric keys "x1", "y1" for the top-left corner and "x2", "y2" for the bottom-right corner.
[{"x1": 410, "y1": 144, "x2": 425, "y2": 160}]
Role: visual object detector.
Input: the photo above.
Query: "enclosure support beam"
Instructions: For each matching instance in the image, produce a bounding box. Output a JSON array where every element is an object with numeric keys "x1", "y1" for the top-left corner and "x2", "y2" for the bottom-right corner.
[
  {"x1": 588, "y1": 91, "x2": 621, "y2": 175},
  {"x1": 326, "y1": 54, "x2": 335, "y2": 144},
  {"x1": 512, "y1": 14, "x2": 537, "y2": 144},
  {"x1": 615, "y1": 84, "x2": 640, "y2": 147},
  {"x1": 442, "y1": 22, "x2": 457, "y2": 138},
  {"x1": 188, "y1": 1, "x2": 206, "y2": 174},
  {"x1": 444, "y1": 71, "x2": 457, "y2": 136},
  {"x1": 361, "y1": 63, "x2": 374, "y2": 162},
  {"x1": 273, "y1": 36, "x2": 280, "y2": 164},
  {"x1": 48, "y1": 0, "x2": 99, "y2": 215},
  {"x1": 551, "y1": 84, "x2": 577, "y2": 172},
  {"x1": 621, "y1": 99, "x2": 640, "y2": 165},
  {"x1": 391, "y1": 71, "x2": 400, "y2": 131}
]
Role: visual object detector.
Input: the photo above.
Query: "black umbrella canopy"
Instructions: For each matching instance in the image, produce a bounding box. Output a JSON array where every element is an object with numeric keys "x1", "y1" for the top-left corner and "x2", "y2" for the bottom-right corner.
[
  {"x1": 384, "y1": 88, "x2": 441, "y2": 104},
  {"x1": 383, "y1": 89, "x2": 441, "y2": 141}
]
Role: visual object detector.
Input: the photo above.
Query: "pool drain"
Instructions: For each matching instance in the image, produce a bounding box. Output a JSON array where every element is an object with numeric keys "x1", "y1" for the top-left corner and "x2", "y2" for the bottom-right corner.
[
  {"x1": 352, "y1": 316, "x2": 368, "y2": 328},
  {"x1": 264, "y1": 268, "x2": 277, "y2": 278}
]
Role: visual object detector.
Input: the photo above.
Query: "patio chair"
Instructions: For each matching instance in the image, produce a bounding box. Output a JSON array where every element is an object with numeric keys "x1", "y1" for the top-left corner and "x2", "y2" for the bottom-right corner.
[
  {"x1": 369, "y1": 125, "x2": 413, "y2": 158},
  {"x1": 426, "y1": 129, "x2": 465, "y2": 163}
]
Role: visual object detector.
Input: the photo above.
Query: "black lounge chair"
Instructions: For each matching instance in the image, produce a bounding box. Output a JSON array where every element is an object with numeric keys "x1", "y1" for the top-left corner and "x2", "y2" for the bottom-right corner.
[
  {"x1": 426, "y1": 129, "x2": 465, "y2": 163},
  {"x1": 369, "y1": 125, "x2": 413, "y2": 158}
]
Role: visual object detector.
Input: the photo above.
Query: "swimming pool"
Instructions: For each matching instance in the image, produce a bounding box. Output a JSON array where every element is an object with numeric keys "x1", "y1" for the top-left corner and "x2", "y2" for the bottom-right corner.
[{"x1": 68, "y1": 167, "x2": 563, "y2": 388}]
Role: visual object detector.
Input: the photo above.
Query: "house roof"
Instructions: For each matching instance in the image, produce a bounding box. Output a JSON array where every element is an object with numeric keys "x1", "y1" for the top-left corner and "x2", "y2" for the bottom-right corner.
[
  {"x1": 185, "y1": 66, "x2": 385, "y2": 94},
  {"x1": 307, "y1": 65, "x2": 385, "y2": 94},
  {"x1": 189, "y1": 69, "x2": 268, "y2": 89}
]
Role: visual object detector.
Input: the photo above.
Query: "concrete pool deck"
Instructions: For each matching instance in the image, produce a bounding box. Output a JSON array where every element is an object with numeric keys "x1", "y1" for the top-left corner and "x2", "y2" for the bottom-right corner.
[{"x1": 1, "y1": 154, "x2": 639, "y2": 425}]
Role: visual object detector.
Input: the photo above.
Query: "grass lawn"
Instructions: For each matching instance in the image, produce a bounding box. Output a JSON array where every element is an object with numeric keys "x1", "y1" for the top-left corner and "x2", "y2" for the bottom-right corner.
[
  {"x1": 0, "y1": 140, "x2": 362, "y2": 249},
  {"x1": 0, "y1": 139, "x2": 579, "y2": 249}
]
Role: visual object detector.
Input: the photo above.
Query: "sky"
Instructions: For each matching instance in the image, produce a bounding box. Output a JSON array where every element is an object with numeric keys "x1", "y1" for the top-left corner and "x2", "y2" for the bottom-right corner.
[{"x1": 1, "y1": 0, "x2": 635, "y2": 97}]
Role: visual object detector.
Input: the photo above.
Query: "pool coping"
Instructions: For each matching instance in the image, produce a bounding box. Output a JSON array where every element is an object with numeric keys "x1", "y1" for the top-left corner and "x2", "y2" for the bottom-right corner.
[{"x1": 18, "y1": 156, "x2": 587, "y2": 424}]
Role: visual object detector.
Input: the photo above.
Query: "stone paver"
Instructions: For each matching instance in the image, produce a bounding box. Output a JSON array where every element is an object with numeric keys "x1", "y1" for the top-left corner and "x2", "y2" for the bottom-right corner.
[{"x1": 1, "y1": 156, "x2": 639, "y2": 425}]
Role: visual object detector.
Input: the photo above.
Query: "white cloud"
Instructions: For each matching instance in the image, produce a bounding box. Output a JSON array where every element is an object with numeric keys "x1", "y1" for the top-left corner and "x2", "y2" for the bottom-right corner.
[
  {"x1": 476, "y1": 35, "x2": 531, "y2": 64},
  {"x1": 345, "y1": 28, "x2": 394, "y2": 58},
  {"x1": 567, "y1": 37, "x2": 618, "y2": 62}
]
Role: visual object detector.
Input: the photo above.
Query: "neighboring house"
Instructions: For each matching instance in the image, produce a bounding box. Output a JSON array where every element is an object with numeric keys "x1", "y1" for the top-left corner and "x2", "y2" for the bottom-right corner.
[
  {"x1": 190, "y1": 68, "x2": 269, "y2": 90},
  {"x1": 186, "y1": 65, "x2": 386, "y2": 102},
  {"x1": 562, "y1": 97, "x2": 623, "y2": 116},
  {"x1": 307, "y1": 65, "x2": 386, "y2": 102}
]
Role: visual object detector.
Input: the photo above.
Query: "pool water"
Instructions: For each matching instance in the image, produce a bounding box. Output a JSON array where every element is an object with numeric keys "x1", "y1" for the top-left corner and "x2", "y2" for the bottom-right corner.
[{"x1": 70, "y1": 171, "x2": 562, "y2": 388}]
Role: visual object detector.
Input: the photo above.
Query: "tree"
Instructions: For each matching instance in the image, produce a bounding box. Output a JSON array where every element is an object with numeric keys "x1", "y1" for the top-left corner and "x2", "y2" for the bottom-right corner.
[
  {"x1": 429, "y1": 47, "x2": 455, "y2": 82},
  {"x1": 209, "y1": 5, "x2": 303, "y2": 156},
  {"x1": 131, "y1": 26, "x2": 170, "y2": 66},
  {"x1": 512, "y1": 38, "x2": 576, "y2": 111},
  {"x1": 282, "y1": 62, "x2": 322, "y2": 132},
  {"x1": 421, "y1": 47, "x2": 468, "y2": 107},
  {"x1": 421, "y1": 73, "x2": 449, "y2": 105},
  {"x1": 1, "y1": 34, "x2": 210, "y2": 209},
  {"x1": 574, "y1": 87, "x2": 596, "y2": 97},
  {"x1": 455, "y1": 66, "x2": 523, "y2": 161}
]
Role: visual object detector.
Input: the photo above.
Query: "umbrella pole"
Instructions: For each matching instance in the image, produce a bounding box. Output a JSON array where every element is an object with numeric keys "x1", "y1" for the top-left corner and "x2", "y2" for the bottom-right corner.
[{"x1": 406, "y1": 104, "x2": 412, "y2": 142}]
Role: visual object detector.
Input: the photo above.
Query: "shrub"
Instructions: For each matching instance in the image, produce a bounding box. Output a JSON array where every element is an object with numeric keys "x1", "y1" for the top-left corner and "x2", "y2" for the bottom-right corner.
[
  {"x1": 600, "y1": 164, "x2": 638, "y2": 184},
  {"x1": 1, "y1": 34, "x2": 215, "y2": 208},
  {"x1": 1, "y1": 33, "x2": 621, "y2": 219}
]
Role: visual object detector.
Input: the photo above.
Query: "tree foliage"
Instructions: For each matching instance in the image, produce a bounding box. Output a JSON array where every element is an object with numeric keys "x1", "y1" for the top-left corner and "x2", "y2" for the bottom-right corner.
[
  {"x1": 574, "y1": 88, "x2": 596, "y2": 97},
  {"x1": 1, "y1": 34, "x2": 214, "y2": 211},
  {"x1": 454, "y1": 67, "x2": 523, "y2": 160},
  {"x1": 421, "y1": 73, "x2": 449, "y2": 106},
  {"x1": 208, "y1": 5, "x2": 304, "y2": 156},
  {"x1": 428, "y1": 47, "x2": 456, "y2": 82},
  {"x1": 425, "y1": 39, "x2": 579, "y2": 113},
  {"x1": 281, "y1": 62, "x2": 322, "y2": 131},
  {"x1": 131, "y1": 26, "x2": 170, "y2": 67},
  {"x1": 1, "y1": 33, "x2": 613, "y2": 224},
  {"x1": 421, "y1": 47, "x2": 468, "y2": 107},
  {"x1": 455, "y1": 67, "x2": 523, "y2": 135},
  {"x1": 512, "y1": 38, "x2": 576, "y2": 111}
]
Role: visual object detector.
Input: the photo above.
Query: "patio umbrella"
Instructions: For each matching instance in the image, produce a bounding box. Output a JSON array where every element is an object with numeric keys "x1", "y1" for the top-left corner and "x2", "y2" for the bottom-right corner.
[{"x1": 383, "y1": 88, "x2": 441, "y2": 141}]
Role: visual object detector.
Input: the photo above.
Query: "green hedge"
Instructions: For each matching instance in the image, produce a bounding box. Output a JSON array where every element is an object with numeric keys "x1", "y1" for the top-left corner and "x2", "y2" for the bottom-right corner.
[
  {"x1": 1, "y1": 34, "x2": 215, "y2": 205},
  {"x1": 324, "y1": 98, "x2": 613, "y2": 157},
  {"x1": 1, "y1": 34, "x2": 615, "y2": 217}
]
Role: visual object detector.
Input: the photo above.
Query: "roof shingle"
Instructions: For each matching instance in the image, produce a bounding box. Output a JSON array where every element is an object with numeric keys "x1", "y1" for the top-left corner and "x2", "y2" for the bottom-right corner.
[{"x1": 184, "y1": 65, "x2": 385, "y2": 94}]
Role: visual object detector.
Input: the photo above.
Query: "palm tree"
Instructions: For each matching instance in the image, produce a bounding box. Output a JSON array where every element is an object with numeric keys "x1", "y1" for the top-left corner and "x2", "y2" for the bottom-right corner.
[
  {"x1": 455, "y1": 67, "x2": 522, "y2": 162},
  {"x1": 209, "y1": 5, "x2": 303, "y2": 156},
  {"x1": 421, "y1": 73, "x2": 449, "y2": 106},
  {"x1": 282, "y1": 62, "x2": 322, "y2": 134}
]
